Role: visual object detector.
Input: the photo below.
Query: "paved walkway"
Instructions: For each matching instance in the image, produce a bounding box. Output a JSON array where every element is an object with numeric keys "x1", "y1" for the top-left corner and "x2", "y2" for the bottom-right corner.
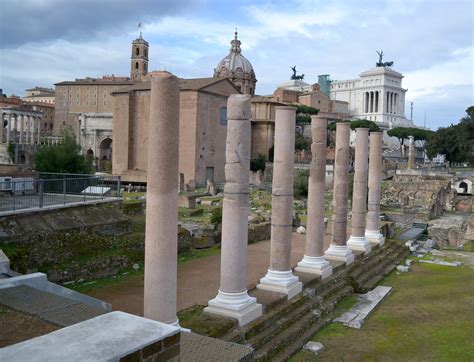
[{"x1": 89, "y1": 225, "x2": 336, "y2": 315}]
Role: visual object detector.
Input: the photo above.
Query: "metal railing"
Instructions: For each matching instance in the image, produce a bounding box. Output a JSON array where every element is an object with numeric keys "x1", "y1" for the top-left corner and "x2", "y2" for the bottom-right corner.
[{"x1": 0, "y1": 173, "x2": 121, "y2": 214}]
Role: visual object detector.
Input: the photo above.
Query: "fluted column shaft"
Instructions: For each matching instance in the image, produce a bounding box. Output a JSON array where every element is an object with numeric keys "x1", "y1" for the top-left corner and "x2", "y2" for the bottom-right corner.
[
  {"x1": 143, "y1": 74, "x2": 180, "y2": 326},
  {"x1": 6, "y1": 114, "x2": 11, "y2": 143},
  {"x1": 19, "y1": 115, "x2": 24, "y2": 144}
]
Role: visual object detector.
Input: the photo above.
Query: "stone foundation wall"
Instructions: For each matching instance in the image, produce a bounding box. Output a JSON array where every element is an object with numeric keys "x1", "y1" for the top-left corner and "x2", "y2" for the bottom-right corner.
[{"x1": 0, "y1": 201, "x2": 131, "y2": 243}]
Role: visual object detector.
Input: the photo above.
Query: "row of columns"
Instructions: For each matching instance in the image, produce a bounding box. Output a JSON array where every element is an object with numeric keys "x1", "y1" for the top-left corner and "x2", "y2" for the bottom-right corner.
[
  {"x1": 143, "y1": 73, "x2": 385, "y2": 329},
  {"x1": 386, "y1": 91, "x2": 398, "y2": 114},
  {"x1": 364, "y1": 91, "x2": 380, "y2": 113},
  {"x1": 363, "y1": 91, "x2": 399, "y2": 115},
  {"x1": 1, "y1": 113, "x2": 42, "y2": 144}
]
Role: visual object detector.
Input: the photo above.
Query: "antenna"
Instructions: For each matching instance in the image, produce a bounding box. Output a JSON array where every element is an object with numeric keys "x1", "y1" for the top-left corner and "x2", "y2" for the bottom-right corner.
[
  {"x1": 138, "y1": 22, "x2": 142, "y2": 38},
  {"x1": 410, "y1": 101, "x2": 413, "y2": 122}
]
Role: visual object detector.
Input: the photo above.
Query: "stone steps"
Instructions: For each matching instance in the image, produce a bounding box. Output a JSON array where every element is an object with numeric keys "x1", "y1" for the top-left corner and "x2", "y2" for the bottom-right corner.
[
  {"x1": 219, "y1": 240, "x2": 408, "y2": 361},
  {"x1": 254, "y1": 285, "x2": 353, "y2": 361}
]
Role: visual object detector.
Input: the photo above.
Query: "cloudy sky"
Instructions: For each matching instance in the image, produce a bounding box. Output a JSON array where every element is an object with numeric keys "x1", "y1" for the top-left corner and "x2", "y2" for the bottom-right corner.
[{"x1": 0, "y1": 0, "x2": 472, "y2": 129}]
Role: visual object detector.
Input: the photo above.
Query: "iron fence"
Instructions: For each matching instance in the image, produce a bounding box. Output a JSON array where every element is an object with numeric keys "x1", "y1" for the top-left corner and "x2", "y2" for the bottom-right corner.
[{"x1": 0, "y1": 173, "x2": 121, "y2": 214}]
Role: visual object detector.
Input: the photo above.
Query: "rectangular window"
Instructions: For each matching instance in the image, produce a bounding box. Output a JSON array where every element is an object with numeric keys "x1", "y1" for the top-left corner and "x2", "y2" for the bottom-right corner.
[{"x1": 219, "y1": 107, "x2": 227, "y2": 125}]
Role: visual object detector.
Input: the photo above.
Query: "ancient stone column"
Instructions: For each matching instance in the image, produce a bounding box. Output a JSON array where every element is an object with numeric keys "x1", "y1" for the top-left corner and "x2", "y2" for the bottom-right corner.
[
  {"x1": 37, "y1": 117, "x2": 41, "y2": 144},
  {"x1": 295, "y1": 115, "x2": 333, "y2": 278},
  {"x1": 19, "y1": 114, "x2": 24, "y2": 144},
  {"x1": 365, "y1": 132, "x2": 385, "y2": 245},
  {"x1": 30, "y1": 117, "x2": 36, "y2": 144},
  {"x1": 26, "y1": 115, "x2": 31, "y2": 144},
  {"x1": 13, "y1": 114, "x2": 18, "y2": 142},
  {"x1": 6, "y1": 114, "x2": 11, "y2": 143},
  {"x1": 407, "y1": 135, "x2": 415, "y2": 169},
  {"x1": 205, "y1": 94, "x2": 262, "y2": 326},
  {"x1": 324, "y1": 122, "x2": 355, "y2": 264},
  {"x1": 143, "y1": 73, "x2": 180, "y2": 326},
  {"x1": 257, "y1": 106, "x2": 302, "y2": 299},
  {"x1": 0, "y1": 114, "x2": 4, "y2": 143},
  {"x1": 347, "y1": 128, "x2": 372, "y2": 254}
]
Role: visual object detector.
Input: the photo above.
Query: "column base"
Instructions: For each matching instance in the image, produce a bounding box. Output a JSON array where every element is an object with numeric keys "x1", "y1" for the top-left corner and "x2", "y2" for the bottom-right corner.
[
  {"x1": 257, "y1": 269, "x2": 303, "y2": 299},
  {"x1": 324, "y1": 244, "x2": 355, "y2": 265},
  {"x1": 365, "y1": 230, "x2": 385, "y2": 246},
  {"x1": 347, "y1": 236, "x2": 372, "y2": 255},
  {"x1": 204, "y1": 290, "x2": 262, "y2": 326},
  {"x1": 295, "y1": 255, "x2": 333, "y2": 279}
]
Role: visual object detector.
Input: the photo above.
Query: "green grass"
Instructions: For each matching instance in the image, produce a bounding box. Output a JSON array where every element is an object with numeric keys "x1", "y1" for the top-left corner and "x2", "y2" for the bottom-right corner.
[
  {"x1": 178, "y1": 305, "x2": 236, "y2": 338},
  {"x1": 291, "y1": 259, "x2": 474, "y2": 361}
]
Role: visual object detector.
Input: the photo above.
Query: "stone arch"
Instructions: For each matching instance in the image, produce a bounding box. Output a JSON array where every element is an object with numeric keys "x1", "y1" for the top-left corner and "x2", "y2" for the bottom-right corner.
[
  {"x1": 455, "y1": 179, "x2": 472, "y2": 195},
  {"x1": 86, "y1": 148, "x2": 94, "y2": 157},
  {"x1": 99, "y1": 138, "x2": 112, "y2": 172}
]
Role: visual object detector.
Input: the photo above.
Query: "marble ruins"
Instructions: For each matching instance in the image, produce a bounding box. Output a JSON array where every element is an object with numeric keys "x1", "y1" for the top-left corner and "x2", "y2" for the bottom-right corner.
[{"x1": 142, "y1": 78, "x2": 387, "y2": 327}]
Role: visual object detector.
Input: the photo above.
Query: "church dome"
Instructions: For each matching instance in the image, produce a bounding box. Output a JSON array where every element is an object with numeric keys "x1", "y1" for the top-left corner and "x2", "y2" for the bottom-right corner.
[{"x1": 214, "y1": 31, "x2": 257, "y2": 95}]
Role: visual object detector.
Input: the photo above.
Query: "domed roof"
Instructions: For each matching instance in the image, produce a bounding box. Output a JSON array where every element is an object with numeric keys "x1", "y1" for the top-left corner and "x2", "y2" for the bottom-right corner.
[{"x1": 214, "y1": 32, "x2": 255, "y2": 78}]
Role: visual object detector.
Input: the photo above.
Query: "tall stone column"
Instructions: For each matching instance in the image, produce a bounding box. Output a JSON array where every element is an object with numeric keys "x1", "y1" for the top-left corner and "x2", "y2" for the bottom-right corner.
[
  {"x1": 295, "y1": 116, "x2": 333, "y2": 278},
  {"x1": 37, "y1": 117, "x2": 41, "y2": 144},
  {"x1": 30, "y1": 117, "x2": 36, "y2": 144},
  {"x1": 19, "y1": 114, "x2": 24, "y2": 144},
  {"x1": 26, "y1": 115, "x2": 31, "y2": 144},
  {"x1": 257, "y1": 106, "x2": 302, "y2": 299},
  {"x1": 205, "y1": 95, "x2": 262, "y2": 326},
  {"x1": 324, "y1": 122, "x2": 355, "y2": 264},
  {"x1": 13, "y1": 114, "x2": 18, "y2": 142},
  {"x1": 407, "y1": 135, "x2": 415, "y2": 169},
  {"x1": 6, "y1": 114, "x2": 11, "y2": 143},
  {"x1": 143, "y1": 73, "x2": 180, "y2": 326},
  {"x1": 0, "y1": 114, "x2": 4, "y2": 143},
  {"x1": 365, "y1": 132, "x2": 385, "y2": 245},
  {"x1": 347, "y1": 128, "x2": 371, "y2": 254}
]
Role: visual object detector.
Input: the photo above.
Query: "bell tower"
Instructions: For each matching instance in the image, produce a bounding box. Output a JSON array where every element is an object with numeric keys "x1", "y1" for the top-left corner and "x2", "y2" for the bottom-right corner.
[{"x1": 130, "y1": 35, "x2": 149, "y2": 81}]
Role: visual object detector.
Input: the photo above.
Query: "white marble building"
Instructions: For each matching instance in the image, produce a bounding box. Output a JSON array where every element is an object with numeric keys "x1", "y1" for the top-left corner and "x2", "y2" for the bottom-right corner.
[{"x1": 329, "y1": 66, "x2": 413, "y2": 128}]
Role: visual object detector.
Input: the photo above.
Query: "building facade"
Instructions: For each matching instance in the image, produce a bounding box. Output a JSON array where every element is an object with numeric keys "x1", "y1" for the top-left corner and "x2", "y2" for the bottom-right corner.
[
  {"x1": 328, "y1": 65, "x2": 412, "y2": 127},
  {"x1": 111, "y1": 76, "x2": 240, "y2": 186},
  {"x1": 23, "y1": 87, "x2": 55, "y2": 104}
]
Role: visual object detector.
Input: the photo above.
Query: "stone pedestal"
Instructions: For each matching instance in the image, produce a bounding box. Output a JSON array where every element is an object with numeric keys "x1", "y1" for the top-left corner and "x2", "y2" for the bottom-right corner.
[
  {"x1": 258, "y1": 106, "x2": 302, "y2": 298},
  {"x1": 365, "y1": 132, "x2": 385, "y2": 245},
  {"x1": 205, "y1": 95, "x2": 262, "y2": 326},
  {"x1": 143, "y1": 73, "x2": 180, "y2": 326},
  {"x1": 347, "y1": 128, "x2": 371, "y2": 254},
  {"x1": 295, "y1": 116, "x2": 332, "y2": 278},
  {"x1": 325, "y1": 122, "x2": 354, "y2": 265}
]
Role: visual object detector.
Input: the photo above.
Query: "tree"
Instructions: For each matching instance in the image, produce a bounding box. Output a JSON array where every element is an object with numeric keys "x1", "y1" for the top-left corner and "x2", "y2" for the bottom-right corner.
[
  {"x1": 327, "y1": 119, "x2": 380, "y2": 132},
  {"x1": 34, "y1": 129, "x2": 93, "y2": 174},
  {"x1": 426, "y1": 107, "x2": 474, "y2": 165},
  {"x1": 295, "y1": 133, "x2": 310, "y2": 151},
  {"x1": 292, "y1": 103, "x2": 319, "y2": 137},
  {"x1": 250, "y1": 154, "x2": 267, "y2": 172}
]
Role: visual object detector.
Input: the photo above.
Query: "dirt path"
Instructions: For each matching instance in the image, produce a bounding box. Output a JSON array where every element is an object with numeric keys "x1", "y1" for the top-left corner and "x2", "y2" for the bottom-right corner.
[{"x1": 88, "y1": 230, "x2": 334, "y2": 315}]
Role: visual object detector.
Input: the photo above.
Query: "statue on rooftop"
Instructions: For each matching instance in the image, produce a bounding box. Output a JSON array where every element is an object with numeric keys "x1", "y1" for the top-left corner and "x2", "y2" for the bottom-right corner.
[
  {"x1": 376, "y1": 51, "x2": 394, "y2": 68},
  {"x1": 291, "y1": 66, "x2": 305, "y2": 80}
]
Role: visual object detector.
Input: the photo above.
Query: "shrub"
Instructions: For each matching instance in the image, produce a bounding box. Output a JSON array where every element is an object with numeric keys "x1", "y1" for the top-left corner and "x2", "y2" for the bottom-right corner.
[
  {"x1": 294, "y1": 170, "x2": 309, "y2": 198},
  {"x1": 250, "y1": 154, "x2": 267, "y2": 172},
  {"x1": 210, "y1": 207, "x2": 222, "y2": 226}
]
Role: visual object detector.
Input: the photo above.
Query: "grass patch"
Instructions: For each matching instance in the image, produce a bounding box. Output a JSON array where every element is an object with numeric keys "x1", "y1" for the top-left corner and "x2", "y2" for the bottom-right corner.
[
  {"x1": 0, "y1": 308, "x2": 8, "y2": 315},
  {"x1": 291, "y1": 259, "x2": 474, "y2": 361},
  {"x1": 178, "y1": 305, "x2": 236, "y2": 338},
  {"x1": 333, "y1": 295, "x2": 359, "y2": 317},
  {"x1": 122, "y1": 191, "x2": 145, "y2": 205}
]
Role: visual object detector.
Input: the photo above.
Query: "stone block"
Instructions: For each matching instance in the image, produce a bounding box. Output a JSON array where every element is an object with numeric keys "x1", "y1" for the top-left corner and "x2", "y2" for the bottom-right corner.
[{"x1": 303, "y1": 341, "x2": 325, "y2": 355}]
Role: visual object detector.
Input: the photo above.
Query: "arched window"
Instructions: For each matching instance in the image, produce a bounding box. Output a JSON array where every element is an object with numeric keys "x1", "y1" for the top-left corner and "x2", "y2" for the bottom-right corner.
[
  {"x1": 136, "y1": 47, "x2": 139, "y2": 56},
  {"x1": 219, "y1": 107, "x2": 227, "y2": 125},
  {"x1": 135, "y1": 62, "x2": 139, "y2": 69}
]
